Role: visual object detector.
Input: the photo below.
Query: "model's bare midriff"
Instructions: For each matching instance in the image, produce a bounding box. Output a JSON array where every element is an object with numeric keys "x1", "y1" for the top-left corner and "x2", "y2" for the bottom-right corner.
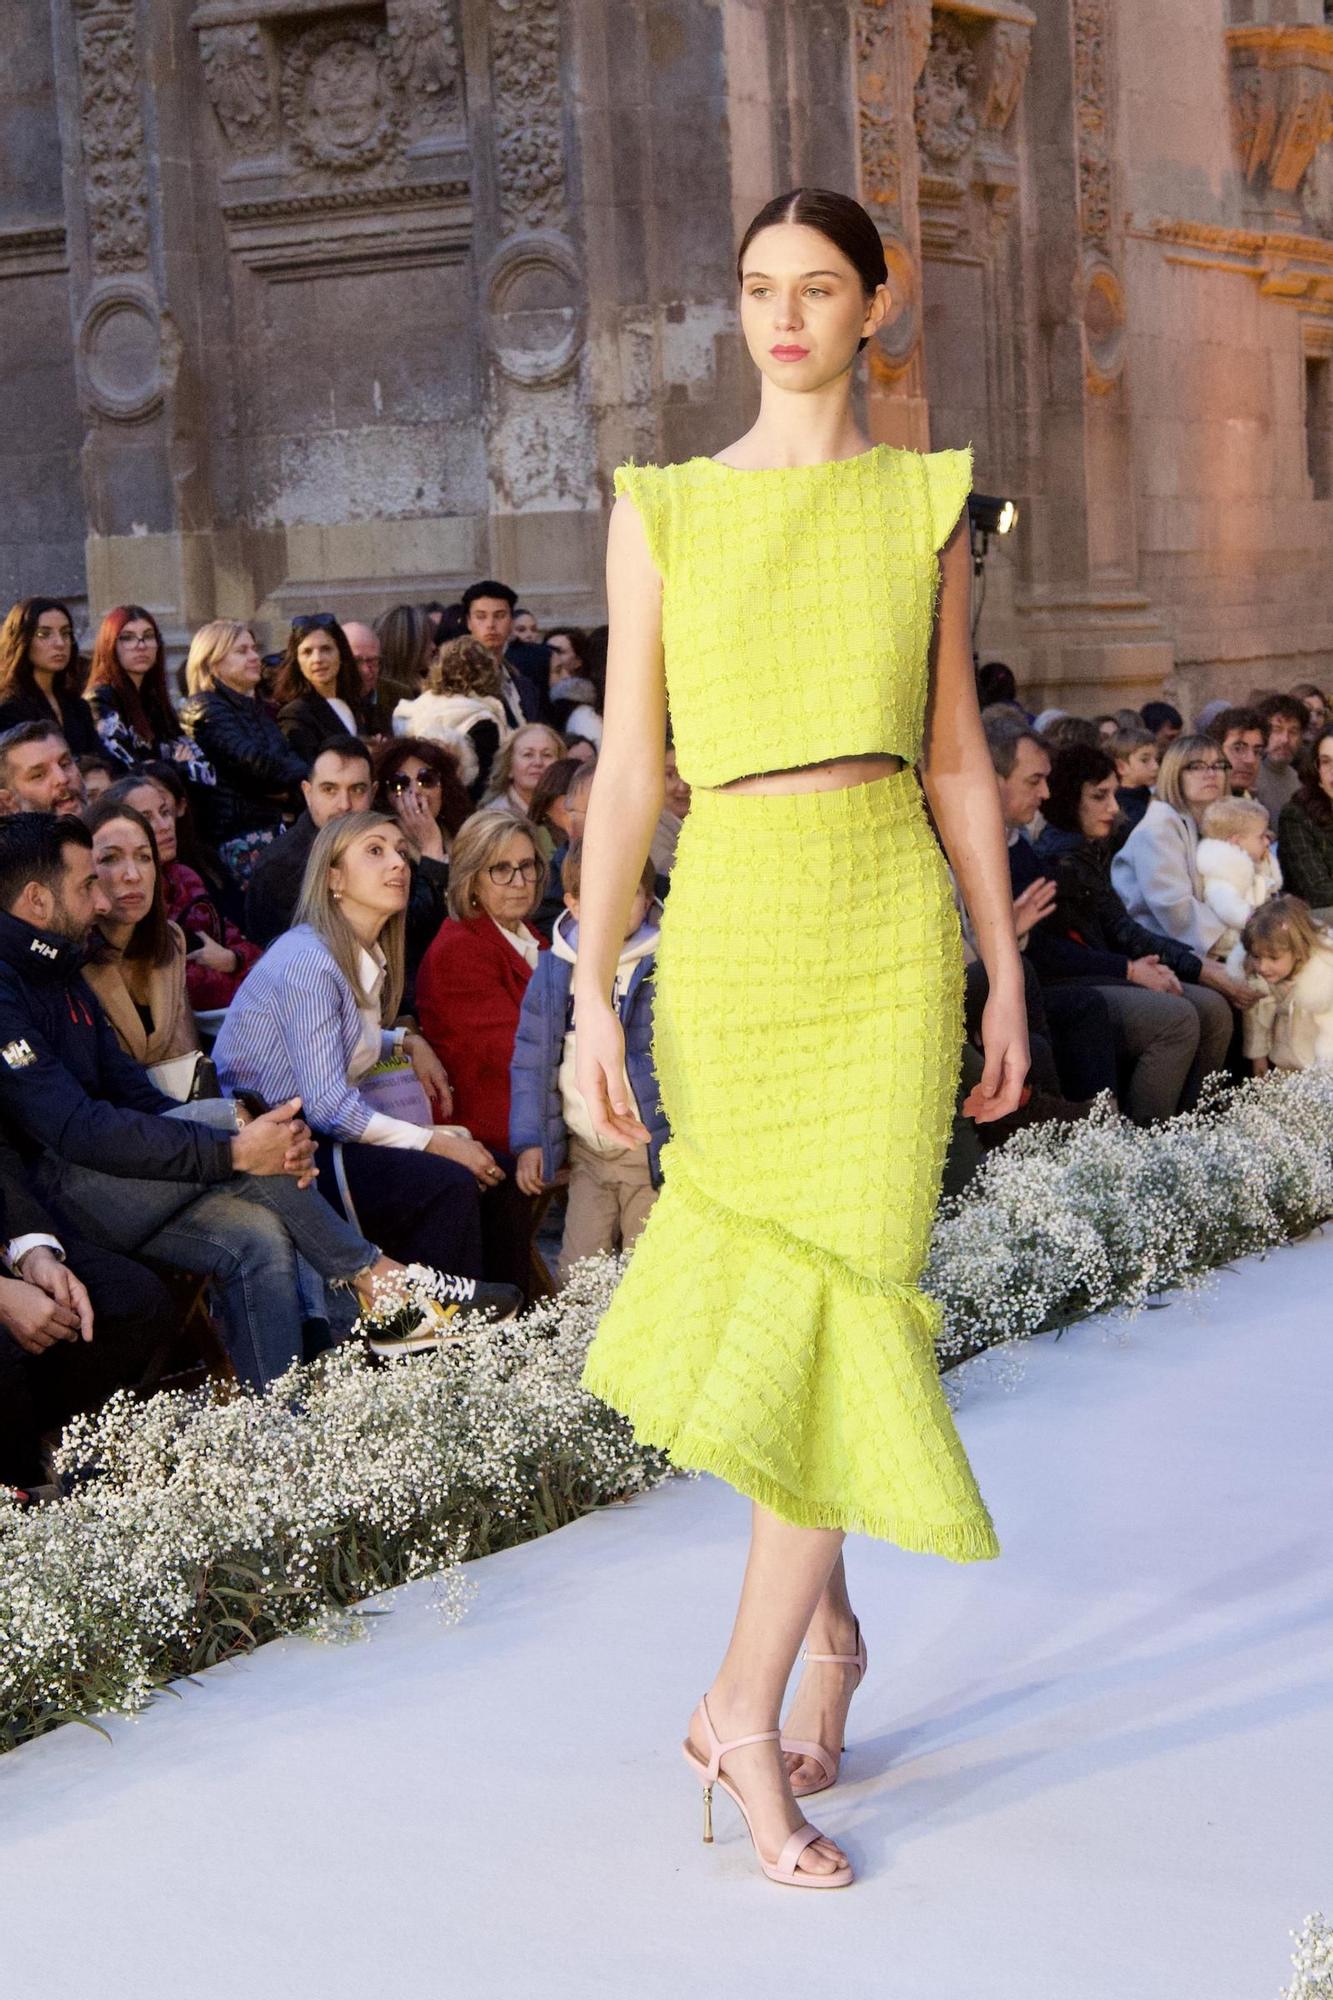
[{"x1": 705, "y1": 750, "x2": 906, "y2": 796}]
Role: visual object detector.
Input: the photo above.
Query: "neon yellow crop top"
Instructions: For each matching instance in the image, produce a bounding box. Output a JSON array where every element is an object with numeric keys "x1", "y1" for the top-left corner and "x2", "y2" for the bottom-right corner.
[{"x1": 614, "y1": 443, "x2": 972, "y2": 787}]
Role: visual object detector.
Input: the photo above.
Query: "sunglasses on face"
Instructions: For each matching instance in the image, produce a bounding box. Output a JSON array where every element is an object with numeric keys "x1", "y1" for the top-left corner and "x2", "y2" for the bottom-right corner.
[{"x1": 387, "y1": 771, "x2": 443, "y2": 793}]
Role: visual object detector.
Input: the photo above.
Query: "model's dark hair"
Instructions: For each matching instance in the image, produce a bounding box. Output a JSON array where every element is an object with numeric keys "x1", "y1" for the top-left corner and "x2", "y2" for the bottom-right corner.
[
  {"x1": 0, "y1": 810, "x2": 91, "y2": 912},
  {"x1": 1294, "y1": 725, "x2": 1333, "y2": 828},
  {"x1": 0, "y1": 597, "x2": 85, "y2": 704},
  {"x1": 736, "y1": 189, "x2": 887, "y2": 351},
  {"x1": 1043, "y1": 742, "x2": 1118, "y2": 834},
  {"x1": 272, "y1": 616, "x2": 361, "y2": 710},
  {"x1": 83, "y1": 795, "x2": 173, "y2": 966}
]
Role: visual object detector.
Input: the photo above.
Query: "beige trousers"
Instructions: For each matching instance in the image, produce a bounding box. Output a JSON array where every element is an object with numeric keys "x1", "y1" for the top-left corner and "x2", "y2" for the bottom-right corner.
[{"x1": 557, "y1": 1136, "x2": 658, "y2": 1283}]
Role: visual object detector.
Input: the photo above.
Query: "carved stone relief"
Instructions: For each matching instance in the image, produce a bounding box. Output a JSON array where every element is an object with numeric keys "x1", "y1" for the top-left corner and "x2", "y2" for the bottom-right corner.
[
  {"x1": 387, "y1": 0, "x2": 460, "y2": 130},
  {"x1": 491, "y1": 0, "x2": 565, "y2": 231},
  {"x1": 73, "y1": 0, "x2": 150, "y2": 274},
  {"x1": 909, "y1": 6, "x2": 1033, "y2": 248},
  {"x1": 856, "y1": 2, "x2": 904, "y2": 215},
  {"x1": 1073, "y1": 0, "x2": 1112, "y2": 252},
  {"x1": 854, "y1": 1, "x2": 932, "y2": 383},
  {"x1": 281, "y1": 19, "x2": 403, "y2": 175},
  {"x1": 915, "y1": 17, "x2": 978, "y2": 172},
  {"x1": 197, "y1": 23, "x2": 274, "y2": 155},
  {"x1": 1227, "y1": 25, "x2": 1333, "y2": 203},
  {"x1": 75, "y1": 282, "x2": 167, "y2": 422}
]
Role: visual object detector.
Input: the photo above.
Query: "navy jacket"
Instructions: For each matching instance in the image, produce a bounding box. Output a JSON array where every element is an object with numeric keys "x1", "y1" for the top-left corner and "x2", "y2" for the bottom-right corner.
[
  {"x1": 1029, "y1": 824, "x2": 1203, "y2": 985},
  {"x1": 509, "y1": 912, "x2": 668, "y2": 1185},
  {"x1": 0, "y1": 909, "x2": 234, "y2": 1184}
]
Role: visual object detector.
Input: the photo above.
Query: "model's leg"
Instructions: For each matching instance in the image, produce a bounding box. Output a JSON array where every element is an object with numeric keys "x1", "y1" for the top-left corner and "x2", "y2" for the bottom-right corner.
[
  {"x1": 690, "y1": 1503, "x2": 850, "y2": 1879},
  {"x1": 779, "y1": 1551, "x2": 861, "y2": 1788}
]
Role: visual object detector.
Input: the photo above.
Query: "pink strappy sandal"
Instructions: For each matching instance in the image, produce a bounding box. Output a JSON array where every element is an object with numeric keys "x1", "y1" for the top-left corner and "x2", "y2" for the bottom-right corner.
[
  {"x1": 681, "y1": 1694, "x2": 854, "y2": 1890},
  {"x1": 780, "y1": 1616, "x2": 868, "y2": 1799}
]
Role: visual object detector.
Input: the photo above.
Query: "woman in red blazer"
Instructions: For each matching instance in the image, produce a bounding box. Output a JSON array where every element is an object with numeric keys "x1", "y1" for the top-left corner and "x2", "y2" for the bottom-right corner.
[{"x1": 417, "y1": 809, "x2": 550, "y2": 1294}]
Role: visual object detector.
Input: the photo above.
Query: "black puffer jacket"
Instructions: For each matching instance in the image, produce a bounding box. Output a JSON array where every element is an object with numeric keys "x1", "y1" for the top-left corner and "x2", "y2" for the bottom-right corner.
[
  {"x1": 1033, "y1": 825, "x2": 1204, "y2": 983},
  {"x1": 179, "y1": 683, "x2": 307, "y2": 844}
]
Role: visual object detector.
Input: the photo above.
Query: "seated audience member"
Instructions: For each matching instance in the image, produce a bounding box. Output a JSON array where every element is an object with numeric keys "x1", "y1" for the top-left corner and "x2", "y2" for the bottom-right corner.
[
  {"x1": 527, "y1": 756, "x2": 588, "y2": 936},
  {"x1": 84, "y1": 605, "x2": 214, "y2": 785},
  {"x1": 245, "y1": 736, "x2": 374, "y2": 946},
  {"x1": 0, "y1": 812, "x2": 426, "y2": 1388},
  {"x1": 1111, "y1": 724, "x2": 1159, "y2": 830},
  {"x1": 77, "y1": 754, "x2": 118, "y2": 804},
  {"x1": 511, "y1": 846, "x2": 666, "y2": 1282},
  {"x1": 1205, "y1": 704, "x2": 1266, "y2": 800},
  {"x1": 653, "y1": 737, "x2": 692, "y2": 876},
  {"x1": 1193, "y1": 698, "x2": 1230, "y2": 736},
  {"x1": 179, "y1": 620, "x2": 308, "y2": 888},
  {"x1": 978, "y1": 714, "x2": 1119, "y2": 1105},
  {"x1": 1196, "y1": 796, "x2": 1281, "y2": 969},
  {"x1": 1240, "y1": 896, "x2": 1333, "y2": 1075},
  {"x1": 342, "y1": 619, "x2": 392, "y2": 739},
  {"x1": 1111, "y1": 735, "x2": 1257, "y2": 1001},
  {"x1": 1291, "y1": 682, "x2": 1329, "y2": 738},
  {"x1": 976, "y1": 660, "x2": 1019, "y2": 712},
  {"x1": 0, "y1": 1119, "x2": 173, "y2": 1497},
  {"x1": 482, "y1": 722, "x2": 566, "y2": 822},
  {"x1": 463, "y1": 578, "x2": 548, "y2": 728},
  {"x1": 0, "y1": 598, "x2": 98, "y2": 757},
  {"x1": 1276, "y1": 726, "x2": 1333, "y2": 916},
  {"x1": 374, "y1": 603, "x2": 437, "y2": 705},
  {"x1": 543, "y1": 627, "x2": 603, "y2": 748},
  {"x1": 416, "y1": 810, "x2": 550, "y2": 1294},
  {"x1": 1253, "y1": 693, "x2": 1307, "y2": 822},
  {"x1": 214, "y1": 812, "x2": 522, "y2": 1316},
  {"x1": 421, "y1": 601, "x2": 448, "y2": 645},
  {"x1": 1094, "y1": 714, "x2": 1119, "y2": 744},
  {"x1": 1114, "y1": 707, "x2": 1145, "y2": 731},
  {"x1": 511, "y1": 607, "x2": 541, "y2": 646},
  {"x1": 273, "y1": 614, "x2": 362, "y2": 764},
  {"x1": 1034, "y1": 743, "x2": 1233, "y2": 1120},
  {"x1": 103, "y1": 774, "x2": 259, "y2": 1010},
  {"x1": 0, "y1": 724, "x2": 87, "y2": 818},
  {"x1": 393, "y1": 636, "x2": 511, "y2": 799},
  {"x1": 81, "y1": 798, "x2": 200, "y2": 1077},
  {"x1": 372, "y1": 736, "x2": 473, "y2": 992},
  {"x1": 1042, "y1": 714, "x2": 1101, "y2": 752},
  {"x1": 1141, "y1": 700, "x2": 1183, "y2": 755}
]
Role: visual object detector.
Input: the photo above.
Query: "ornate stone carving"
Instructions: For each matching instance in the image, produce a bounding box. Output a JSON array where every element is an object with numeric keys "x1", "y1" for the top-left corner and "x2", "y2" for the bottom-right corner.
[
  {"x1": 914, "y1": 17, "x2": 978, "y2": 170},
  {"x1": 73, "y1": 0, "x2": 150, "y2": 274},
  {"x1": 1081, "y1": 253, "x2": 1126, "y2": 395},
  {"x1": 387, "y1": 0, "x2": 460, "y2": 129},
  {"x1": 484, "y1": 231, "x2": 584, "y2": 385},
  {"x1": 281, "y1": 20, "x2": 402, "y2": 175},
  {"x1": 1073, "y1": 0, "x2": 1113, "y2": 252},
  {"x1": 1226, "y1": 26, "x2": 1333, "y2": 199},
  {"x1": 76, "y1": 281, "x2": 164, "y2": 422},
  {"x1": 855, "y1": 2, "x2": 902, "y2": 213},
  {"x1": 491, "y1": 0, "x2": 564, "y2": 229},
  {"x1": 198, "y1": 22, "x2": 273, "y2": 154},
  {"x1": 979, "y1": 19, "x2": 1032, "y2": 133}
]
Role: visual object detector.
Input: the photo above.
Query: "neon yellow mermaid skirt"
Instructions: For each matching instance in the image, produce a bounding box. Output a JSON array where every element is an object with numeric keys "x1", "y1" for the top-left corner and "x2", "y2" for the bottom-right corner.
[{"x1": 581, "y1": 768, "x2": 999, "y2": 1561}]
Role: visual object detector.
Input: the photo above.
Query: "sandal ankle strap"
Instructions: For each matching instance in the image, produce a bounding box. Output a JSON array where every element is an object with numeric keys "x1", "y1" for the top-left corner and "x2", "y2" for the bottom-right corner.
[{"x1": 696, "y1": 1694, "x2": 780, "y2": 1781}]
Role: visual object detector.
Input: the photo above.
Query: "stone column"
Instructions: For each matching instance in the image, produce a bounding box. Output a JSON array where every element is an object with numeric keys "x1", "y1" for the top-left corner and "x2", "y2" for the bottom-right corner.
[{"x1": 1010, "y1": 0, "x2": 1173, "y2": 707}]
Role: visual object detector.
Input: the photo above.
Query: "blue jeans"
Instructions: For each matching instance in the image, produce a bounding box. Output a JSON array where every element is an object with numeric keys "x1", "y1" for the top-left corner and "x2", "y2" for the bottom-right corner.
[{"x1": 41, "y1": 1164, "x2": 378, "y2": 1391}]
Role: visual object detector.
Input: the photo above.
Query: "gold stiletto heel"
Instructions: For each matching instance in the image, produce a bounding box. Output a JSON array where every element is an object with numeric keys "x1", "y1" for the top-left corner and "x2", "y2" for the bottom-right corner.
[{"x1": 681, "y1": 1694, "x2": 854, "y2": 1889}]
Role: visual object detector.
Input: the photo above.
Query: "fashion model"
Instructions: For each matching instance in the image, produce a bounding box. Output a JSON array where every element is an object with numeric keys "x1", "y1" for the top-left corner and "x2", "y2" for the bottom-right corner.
[{"x1": 575, "y1": 188, "x2": 1028, "y2": 1889}]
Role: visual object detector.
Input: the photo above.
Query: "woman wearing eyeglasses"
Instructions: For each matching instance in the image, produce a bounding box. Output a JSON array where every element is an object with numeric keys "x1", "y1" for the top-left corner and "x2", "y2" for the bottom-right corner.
[
  {"x1": 1111, "y1": 734, "x2": 1259, "y2": 1013},
  {"x1": 272, "y1": 614, "x2": 363, "y2": 765},
  {"x1": 415, "y1": 809, "x2": 550, "y2": 1299},
  {"x1": 84, "y1": 606, "x2": 215, "y2": 787},
  {"x1": 372, "y1": 736, "x2": 474, "y2": 994},
  {"x1": 0, "y1": 598, "x2": 99, "y2": 757}
]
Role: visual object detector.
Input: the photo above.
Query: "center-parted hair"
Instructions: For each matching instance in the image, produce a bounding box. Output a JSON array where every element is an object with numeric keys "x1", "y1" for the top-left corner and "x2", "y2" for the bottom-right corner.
[
  {"x1": 83, "y1": 795, "x2": 172, "y2": 967},
  {"x1": 737, "y1": 189, "x2": 887, "y2": 351},
  {"x1": 295, "y1": 809, "x2": 408, "y2": 1025}
]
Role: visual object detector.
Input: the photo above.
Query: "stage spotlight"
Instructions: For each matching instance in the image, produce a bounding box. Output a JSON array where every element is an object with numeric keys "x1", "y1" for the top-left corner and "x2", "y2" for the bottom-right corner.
[{"x1": 968, "y1": 493, "x2": 1018, "y2": 537}]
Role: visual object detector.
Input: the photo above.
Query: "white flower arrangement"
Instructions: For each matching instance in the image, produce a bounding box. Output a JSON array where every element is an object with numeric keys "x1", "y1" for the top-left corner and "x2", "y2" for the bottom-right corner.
[
  {"x1": 1282, "y1": 1915, "x2": 1333, "y2": 2000},
  {"x1": 2, "y1": 1066, "x2": 1332, "y2": 1754}
]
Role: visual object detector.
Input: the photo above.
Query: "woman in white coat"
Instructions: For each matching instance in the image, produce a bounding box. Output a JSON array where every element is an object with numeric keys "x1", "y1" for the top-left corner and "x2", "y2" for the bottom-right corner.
[{"x1": 1111, "y1": 733, "x2": 1254, "y2": 1009}]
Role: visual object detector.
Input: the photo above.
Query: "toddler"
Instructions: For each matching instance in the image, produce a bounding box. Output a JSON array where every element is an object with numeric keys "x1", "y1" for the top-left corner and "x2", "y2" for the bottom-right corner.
[
  {"x1": 510, "y1": 845, "x2": 667, "y2": 1282},
  {"x1": 1196, "y1": 794, "x2": 1282, "y2": 973},
  {"x1": 1112, "y1": 725, "x2": 1160, "y2": 830},
  {"x1": 1239, "y1": 895, "x2": 1333, "y2": 1074}
]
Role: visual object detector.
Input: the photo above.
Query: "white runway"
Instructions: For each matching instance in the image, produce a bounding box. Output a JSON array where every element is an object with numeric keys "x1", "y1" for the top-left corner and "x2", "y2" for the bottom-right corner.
[{"x1": 3, "y1": 1233, "x2": 1331, "y2": 2000}]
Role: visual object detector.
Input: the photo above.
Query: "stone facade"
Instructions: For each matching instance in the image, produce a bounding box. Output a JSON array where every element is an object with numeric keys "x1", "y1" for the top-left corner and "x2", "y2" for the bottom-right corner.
[{"x1": 0, "y1": 0, "x2": 1330, "y2": 709}]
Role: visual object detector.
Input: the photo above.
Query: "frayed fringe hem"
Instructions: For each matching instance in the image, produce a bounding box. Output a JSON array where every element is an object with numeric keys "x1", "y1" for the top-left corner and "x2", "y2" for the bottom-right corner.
[{"x1": 582, "y1": 1366, "x2": 1001, "y2": 1564}]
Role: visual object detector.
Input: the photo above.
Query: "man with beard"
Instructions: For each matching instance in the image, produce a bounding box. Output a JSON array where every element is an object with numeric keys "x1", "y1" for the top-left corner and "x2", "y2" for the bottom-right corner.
[{"x1": 0, "y1": 724, "x2": 87, "y2": 817}]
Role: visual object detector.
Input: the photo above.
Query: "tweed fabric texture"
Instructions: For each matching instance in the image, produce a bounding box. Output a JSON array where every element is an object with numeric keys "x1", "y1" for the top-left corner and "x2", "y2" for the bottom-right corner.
[
  {"x1": 612, "y1": 444, "x2": 972, "y2": 789},
  {"x1": 582, "y1": 770, "x2": 999, "y2": 1560}
]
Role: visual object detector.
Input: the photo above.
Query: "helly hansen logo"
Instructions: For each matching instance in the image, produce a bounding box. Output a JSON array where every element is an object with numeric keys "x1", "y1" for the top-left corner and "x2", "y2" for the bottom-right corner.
[
  {"x1": 27, "y1": 938, "x2": 58, "y2": 960},
  {"x1": 1, "y1": 1039, "x2": 36, "y2": 1069}
]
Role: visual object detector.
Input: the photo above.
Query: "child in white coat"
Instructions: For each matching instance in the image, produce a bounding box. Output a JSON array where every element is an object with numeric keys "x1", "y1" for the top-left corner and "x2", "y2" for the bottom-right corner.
[
  {"x1": 1239, "y1": 896, "x2": 1333, "y2": 1074},
  {"x1": 1196, "y1": 795, "x2": 1282, "y2": 974}
]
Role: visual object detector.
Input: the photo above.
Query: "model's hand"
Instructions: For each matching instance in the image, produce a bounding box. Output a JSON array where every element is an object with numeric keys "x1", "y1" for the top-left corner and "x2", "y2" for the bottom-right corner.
[
  {"x1": 576, "y1": 998, "x2": 651, "y2": 1147},
  {"x1": 1011, "y1": 877, "x2": 1056, "y2": 945},
  {"x1": 961, "y1": 979, "x2": 1029, "y2": 1123},
  {"x1": 515, "y1": 1146, "x2": 547, "y2": 1196},
  {"x1": 18, "y1": 1247, "x2": 94, "y2": 1343},
  {"x1": 403, "y1": 1030, "x2": 452, "y2": 1119},
  {"x1": 0, "y1": 1274, "x2": 81, "y2": 1354}
]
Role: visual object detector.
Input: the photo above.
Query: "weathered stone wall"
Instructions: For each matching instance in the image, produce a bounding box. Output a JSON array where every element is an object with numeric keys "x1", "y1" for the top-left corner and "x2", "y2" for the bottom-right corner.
[{"x1": 1, "y1": 0, "x2": 1330, "y2": 708}]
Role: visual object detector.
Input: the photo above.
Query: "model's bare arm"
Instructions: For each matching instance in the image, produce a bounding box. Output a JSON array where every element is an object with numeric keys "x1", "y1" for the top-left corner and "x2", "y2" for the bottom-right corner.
[
  {"x1": 920, "y1": 516, "x2": 1028, "y2": 1120},
  {"x1": 572, "y1": 492, "x2": 667, "y2": 1143}
]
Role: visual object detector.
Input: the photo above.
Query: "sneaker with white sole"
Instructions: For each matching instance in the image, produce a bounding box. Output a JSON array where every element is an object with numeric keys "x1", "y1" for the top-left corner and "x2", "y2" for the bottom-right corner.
[{"x1": 364, "y1": 1271, "x2": 524, "y2": 1358}]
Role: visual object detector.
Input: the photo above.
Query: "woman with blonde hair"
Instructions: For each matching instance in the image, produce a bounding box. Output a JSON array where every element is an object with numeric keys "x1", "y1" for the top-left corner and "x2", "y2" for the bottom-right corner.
[
  {"x1": 213, "y1": 810, "x2": 522, "y2": 1333},
  {"x1": 416, "y1": 808, "x2": 548, "y2": 1298},
  {"x1": 179, "y1": 619, "x2": 307, "y2": 887},
  {"x1": 482, "y1": 720, "x2": 566, "y2": 823},
  {"x1": 392, "y1": 635, "x2": 510, "y2": 799}
]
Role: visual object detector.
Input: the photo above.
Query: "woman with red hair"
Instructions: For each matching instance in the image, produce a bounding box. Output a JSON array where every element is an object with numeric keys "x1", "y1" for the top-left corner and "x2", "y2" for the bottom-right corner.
[{"x1": 85, "y1": 604, "x2": 214, "y2": 788}]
